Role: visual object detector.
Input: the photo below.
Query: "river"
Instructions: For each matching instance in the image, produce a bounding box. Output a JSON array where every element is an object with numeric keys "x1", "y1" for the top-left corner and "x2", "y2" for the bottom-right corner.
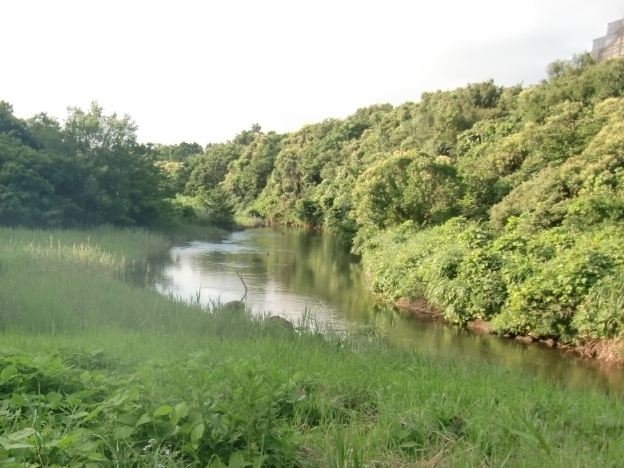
[{"x1": 127, "y1": 227, "x2": 624, "y2": 392}]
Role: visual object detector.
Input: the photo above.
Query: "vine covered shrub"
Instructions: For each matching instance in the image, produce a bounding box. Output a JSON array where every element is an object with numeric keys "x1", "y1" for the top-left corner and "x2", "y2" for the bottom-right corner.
[
  {"x1": 574, "y1": 270, "x2": 624, "y2": 339},
  {"x1": 491, "y1": 227, "x2": 623, "y2": 339},
  {"x1": 363, "y1": 220, "x2": 624, "y2": 341},
  {"x1": 362, "y1": 219, "x2": 506, "y2": 324}
]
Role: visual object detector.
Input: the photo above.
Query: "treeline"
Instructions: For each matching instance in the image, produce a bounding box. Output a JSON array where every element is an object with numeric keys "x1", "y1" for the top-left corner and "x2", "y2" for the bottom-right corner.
[
  {"x1": 2, "y1": 54, "x2": 624, "y2": 345},
  {"x1": 0, "y1": 103, "x2": 178, "y2": 228}
]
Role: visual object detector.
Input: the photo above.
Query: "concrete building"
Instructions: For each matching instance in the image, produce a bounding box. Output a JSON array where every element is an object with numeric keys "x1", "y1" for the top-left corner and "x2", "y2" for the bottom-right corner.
[{"x1": 591, "y1": 17, "x2": 624, "y2": 63}]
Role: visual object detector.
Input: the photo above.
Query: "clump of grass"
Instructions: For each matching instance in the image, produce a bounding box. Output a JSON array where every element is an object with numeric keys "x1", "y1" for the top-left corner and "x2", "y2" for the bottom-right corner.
[
  {"x1": 234, "y1": 212, "x2": 268, "y2": 229},
  {"x1": 0, "y1": 226, "x2": 170, "y2": 264}
]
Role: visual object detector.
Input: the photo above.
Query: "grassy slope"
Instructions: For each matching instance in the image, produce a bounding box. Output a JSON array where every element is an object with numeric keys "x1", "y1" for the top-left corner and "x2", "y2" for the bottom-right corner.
[{"x1": 1, "y1": 227, "x2": 623, "y2": 467}]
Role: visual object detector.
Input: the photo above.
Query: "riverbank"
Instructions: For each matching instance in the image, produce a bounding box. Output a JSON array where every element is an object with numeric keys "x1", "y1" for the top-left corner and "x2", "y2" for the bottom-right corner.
[
  {"x1": 233, "y1": 218, "x2": 624, "y2": 365},
  {"x1": 393, "y1": 296, "x2": 624, "y2": 365},
  {"x1": 359, "y1": 219, "x2": 624, "y2": 366},
  {"x1": 1, "y1": 227, "x2": 624, "y2": 466}
]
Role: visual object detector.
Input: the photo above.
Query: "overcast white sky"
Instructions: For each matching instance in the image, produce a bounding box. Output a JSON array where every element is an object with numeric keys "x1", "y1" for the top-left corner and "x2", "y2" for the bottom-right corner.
[{"x1": 1, "y1": 1, "x2": 622, "y2": 145}]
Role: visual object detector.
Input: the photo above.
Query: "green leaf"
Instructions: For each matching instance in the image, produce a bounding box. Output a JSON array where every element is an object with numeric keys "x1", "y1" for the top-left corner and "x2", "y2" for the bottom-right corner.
[
  {"x1": 207, "y1": 457, "x2": 226, "y2": 468},
  {"x1": 517, "y1": 414, "x2": 553, "y2": 457},
  {"x1": 7, "y1": 428, "x2": 35, "y2": 441},
  {"x1": 400, "y1": 441, "x2": 418, "y2": 448},
  {"x1": 11, "y1": 394, "x2": 27, "y2": 406},
  {"x1": 228, "y1": 452, "x2": 250, "y2": 468},
  {"x1": 191, "y1": 423, "x2": 204, "y2": 443},
  {"x1": 3, "y1": 442, "x2": 35, "y2": 450},
  {"x1": 116, "y1": 415, "x2": 137, "y2": 426},
  {"x1": 135, "y1": 413, "x2": 151, "y2": 426},
  {"x1": 181, "y1": 442, "x2": 197, "y2": 453},
  {"x1": 46, "y1": 391, "x2": 62, "y2": 405},
  {"x1": 502, "y1": 412, "x2": 553, "y2": 459},
  {"x1": 188, "y1": 412, "x2": 203, "y2": 425},
  {"x1": 173, "y1": 402, "x2": 189, "y2": 420},
  {"x1": 113, "y1": 426, "x2": 134, "y2": 440},
  {"x1": 55, "y1": 432, "x2": 83, "y2": 449},
  {"x1": 0, "y1": 366, "x2": 17, "y2": 380},
  {"x1": 153, "y1": 405, "x2": 173, "y2": 417},
  {"x1": 82, "y1": 407, "x2": 102, "y2": 423}
]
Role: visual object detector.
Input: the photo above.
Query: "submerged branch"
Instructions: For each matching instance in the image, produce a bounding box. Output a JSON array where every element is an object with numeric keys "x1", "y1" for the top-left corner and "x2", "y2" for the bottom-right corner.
[{"x1": 236, "y1": 270, "x2": 248, "y2": 302}]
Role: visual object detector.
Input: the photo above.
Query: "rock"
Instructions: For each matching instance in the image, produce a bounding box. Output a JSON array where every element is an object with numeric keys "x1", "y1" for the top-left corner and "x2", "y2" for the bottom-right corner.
[
  {"x1": 223, "y1": 301, "x2": 245, "y2": 312},
  {"x1": 515, "y1": 335, "x2": 534, "y2": 344},
  {"x1": 267, "y1": 316, "x2": 295, "y2": 331},
  {"x1": 540, "y1": 338, "x2": 556, "y2": 348},
  {"x1": 466, "y1": 319, "x2": 491, "y2": 334}
]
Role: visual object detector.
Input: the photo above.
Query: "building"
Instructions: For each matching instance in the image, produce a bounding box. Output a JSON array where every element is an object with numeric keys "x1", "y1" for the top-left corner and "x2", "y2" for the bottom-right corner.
[{"x1": 591, "y1": 17, "x2": 624, "y2": 63}]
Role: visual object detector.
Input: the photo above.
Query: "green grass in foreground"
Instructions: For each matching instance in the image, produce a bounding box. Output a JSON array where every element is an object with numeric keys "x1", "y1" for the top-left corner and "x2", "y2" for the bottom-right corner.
[{"x1": 1, "y1": 227, "x2": 623, "y2": 467}]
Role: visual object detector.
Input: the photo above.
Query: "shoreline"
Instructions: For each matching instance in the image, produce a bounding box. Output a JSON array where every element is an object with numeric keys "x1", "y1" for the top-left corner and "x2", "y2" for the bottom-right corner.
[
  {"x1": 393, "y1": 297, "x2": 624, "y2": 365},
  {"x1": 234, "y1": 222, "x2": 624, "y2": 366}
]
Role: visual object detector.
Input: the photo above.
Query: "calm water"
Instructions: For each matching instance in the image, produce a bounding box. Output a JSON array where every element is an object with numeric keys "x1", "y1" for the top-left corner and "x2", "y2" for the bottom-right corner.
[{"x1": 128, "y1": 227, "x2": 624, "y2": 392}]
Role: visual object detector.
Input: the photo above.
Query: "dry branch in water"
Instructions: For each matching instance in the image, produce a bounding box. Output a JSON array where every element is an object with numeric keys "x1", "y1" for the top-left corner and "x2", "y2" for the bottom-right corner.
[{"x1": 236, "y1": 270, "x2": 248, "y2": 302}]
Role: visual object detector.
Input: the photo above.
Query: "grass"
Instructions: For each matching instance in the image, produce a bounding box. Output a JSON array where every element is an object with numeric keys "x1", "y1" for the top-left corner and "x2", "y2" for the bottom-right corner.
[
  {"x1": 1, "y1": 227, "x2": 623, "y2": 467},
  {"x1": 234, "y1": 213, "x2": 269, "y2": 229}
]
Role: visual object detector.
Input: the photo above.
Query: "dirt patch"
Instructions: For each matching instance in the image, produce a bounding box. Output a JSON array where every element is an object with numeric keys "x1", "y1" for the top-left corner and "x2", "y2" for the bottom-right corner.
[
  {"x1": 394, "y1": 297, "x2": 441, "y2": 318},
  {"x1": 575, "y1": 338, "x2": 624, "y2": 365},
  {"x1": 466, "y1": 319, "x2": 492, "y2": 334},
  {"x1": 391, "y1": 297, "x2": 624, "y2": 365}
]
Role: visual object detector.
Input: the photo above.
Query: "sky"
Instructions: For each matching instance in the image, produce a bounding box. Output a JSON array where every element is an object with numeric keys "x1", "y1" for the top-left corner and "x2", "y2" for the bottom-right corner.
[{"x1": 1, "y1": 0, "x2": 623, "y2": 145}]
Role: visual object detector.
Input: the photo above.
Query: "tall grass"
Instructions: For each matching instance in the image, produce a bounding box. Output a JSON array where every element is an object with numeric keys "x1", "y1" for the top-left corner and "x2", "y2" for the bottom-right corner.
[
  {"x1": 234, "y1": 212, "x2": 269, "y2": 229},
  {"x1": 1, "y1": 227, "x2": 623, "y2": 466}
]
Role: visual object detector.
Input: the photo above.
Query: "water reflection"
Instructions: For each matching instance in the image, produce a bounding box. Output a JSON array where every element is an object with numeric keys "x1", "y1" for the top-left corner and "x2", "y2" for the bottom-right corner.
[
  {"x1": 130, "y1": 227, "x2": 624, "y2": 392},
  {"x1": 121, "y1": 250, "x2": 174, "y2": 289}
]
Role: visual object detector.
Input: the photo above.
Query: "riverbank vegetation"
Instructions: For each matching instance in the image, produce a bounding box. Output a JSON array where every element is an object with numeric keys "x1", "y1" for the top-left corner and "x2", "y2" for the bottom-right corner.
[
  {"x1": 177, "y1": 55, "x2": 624, "y2": 353},
  {"x1": 1, "y1": 227, "x2": 624, "y2": 466},
  {"x1": 2, "y1": 54, "x2": 624, "y2": 351}
]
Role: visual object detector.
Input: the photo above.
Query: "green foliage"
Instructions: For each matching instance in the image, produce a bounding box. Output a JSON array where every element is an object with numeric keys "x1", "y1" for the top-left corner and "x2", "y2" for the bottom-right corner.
[
  {"x1": 170, "y1": 188, "x2": 235, "y2": 228},
  {"x1": 222, "y1": 132, "x2": 281, "y2": 205},
  {"x1": 0, "y1": 349, "x2": 300, "y2": 466},
  {"x1": 490, "y1": 97, "x2": 624, "y2": 231},
  {"x1": 167, "y1": 57, "x2": 622, "y2": 344},
  {"x1": 0, "y1": 102, "x2": 174, "y2": 228},
  {"x1": 195, "y1": 187, "x2": 235, "y2": 227},
  {"x1": 574, "y1": 269, "x2": 624, "y2": 339},
  {"x1": 153, "y1": 141, "x2": 203, "y2": 162},
  {"x1": 186, "y1": 142, "x2": 241, "y2": 195},
  {"x1": 362, "y1": 219, "x2": 624, "y2": 342},
  {"x1": 362, "y1": 219, "x2": 504, "y2": 324},
  {"x1": 0, "y1": 134, "x2": 60, "y2": 227},
  {"x1": 492, "y1": 227, "x2": 623, "y2": 339},
  {"x1": 352, "y1": 151, "x2": 461, "y2": 229}
]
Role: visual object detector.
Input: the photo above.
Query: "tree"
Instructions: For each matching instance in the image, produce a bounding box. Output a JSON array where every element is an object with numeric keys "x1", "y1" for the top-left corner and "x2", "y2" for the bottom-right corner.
[
  {"x1": 352, "y1": 150, "x2": 462, "y2": 230},
  {"x1": 59, "y1": 103, "x2": 169, "y2": 225}
]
